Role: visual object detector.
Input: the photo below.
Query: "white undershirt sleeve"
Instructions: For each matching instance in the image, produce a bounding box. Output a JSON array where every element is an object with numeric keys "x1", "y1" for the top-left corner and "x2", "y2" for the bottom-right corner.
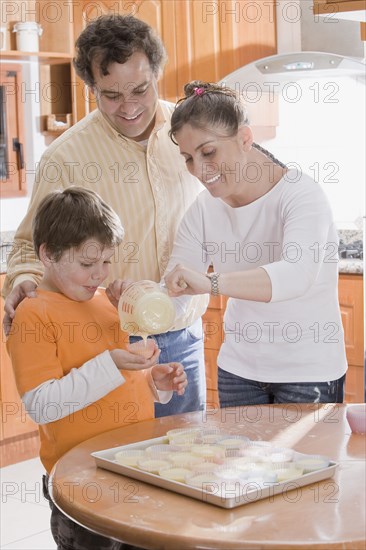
[{"x1": 22, "y1": 350, "x2": 124, "y2": 424}]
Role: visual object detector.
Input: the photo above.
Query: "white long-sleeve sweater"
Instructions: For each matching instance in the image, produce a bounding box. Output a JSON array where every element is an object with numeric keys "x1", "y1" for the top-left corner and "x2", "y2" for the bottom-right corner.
[{"x1": 167, "y1": 170, "x2": 347, "y2": 383}]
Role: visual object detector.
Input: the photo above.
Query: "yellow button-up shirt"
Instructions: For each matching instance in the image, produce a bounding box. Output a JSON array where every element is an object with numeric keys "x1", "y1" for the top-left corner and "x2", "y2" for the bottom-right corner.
[{"x1": 3, "y1": 101, "x2": 208, "y2": 329}]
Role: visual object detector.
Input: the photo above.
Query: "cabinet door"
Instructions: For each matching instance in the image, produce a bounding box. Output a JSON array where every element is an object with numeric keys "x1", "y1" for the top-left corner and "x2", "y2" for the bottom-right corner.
[
  {"x1": 73, "y1": 0, "x2": 277, "y2": 117},
  {"x1": 338, "y1": 274, "x2": 364, "y2": 366},
  {"x1": 0, "y1": 65, "x2": 26, "y2": 197},
  {"x1": 338, "y1": 274, "x2": 364, "y2": 403},
  {"x1": 344, "y1": 364, "x2": 365, "y2": 403},
  {"x1": 203, "y1": 296, "x2": 227, "y2": 403}
]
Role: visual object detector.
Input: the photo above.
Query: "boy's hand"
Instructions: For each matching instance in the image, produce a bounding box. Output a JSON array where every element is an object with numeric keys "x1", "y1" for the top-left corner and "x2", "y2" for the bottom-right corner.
[
  {"x1": 127, "y1": 339, "x2": 158, "y2": 359},
  {"x1": 106, "y1": 279, "x2": 134, "y2": 308},
  {"x1": 110, "y1": 347, "x2": 160, "y2": 371},
  {"x1": 152, "y1": 363, "x2": 187, "y2": 396}
]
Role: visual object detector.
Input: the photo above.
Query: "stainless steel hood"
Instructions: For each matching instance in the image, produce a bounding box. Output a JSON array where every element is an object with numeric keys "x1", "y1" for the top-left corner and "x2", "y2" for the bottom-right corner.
[
  {"x1": 221, "y1": 51, "x2": 366, "y2": 90},
  {"x1": 219, "y1": 51, "x2": 365, "y2": 230}
]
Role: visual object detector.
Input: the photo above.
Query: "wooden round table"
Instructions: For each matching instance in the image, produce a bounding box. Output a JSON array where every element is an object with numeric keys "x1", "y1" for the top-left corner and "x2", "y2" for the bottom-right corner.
[{"x1": 50, "y1": 404, "x2": 366, "y2": 549}]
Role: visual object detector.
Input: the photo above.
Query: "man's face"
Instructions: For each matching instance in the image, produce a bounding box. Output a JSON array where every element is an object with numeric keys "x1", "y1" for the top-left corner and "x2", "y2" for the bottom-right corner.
[{"x1": 92, "y1": 51, "x2": 159, "y2": 141}]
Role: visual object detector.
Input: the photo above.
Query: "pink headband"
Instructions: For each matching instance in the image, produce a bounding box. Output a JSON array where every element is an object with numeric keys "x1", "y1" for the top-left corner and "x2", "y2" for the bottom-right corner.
[{"x1": 193, "y1": 87, "x2": 205, "y2": 96}]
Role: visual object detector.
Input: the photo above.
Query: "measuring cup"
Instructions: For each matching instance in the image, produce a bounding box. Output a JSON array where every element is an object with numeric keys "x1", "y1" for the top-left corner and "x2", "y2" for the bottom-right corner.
[{"x1": 118, "y1": 280, "x2": 176, "y2": 337}]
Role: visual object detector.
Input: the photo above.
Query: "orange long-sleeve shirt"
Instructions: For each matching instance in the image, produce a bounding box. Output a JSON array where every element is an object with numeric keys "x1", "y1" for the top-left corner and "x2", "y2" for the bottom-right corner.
[{"x1": 7, "y1": 289, "x2": 155, "y2": 473}]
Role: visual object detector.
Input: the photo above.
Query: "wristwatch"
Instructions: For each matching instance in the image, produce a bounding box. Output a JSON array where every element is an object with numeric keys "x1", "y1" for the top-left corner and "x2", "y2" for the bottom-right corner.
[{"x1": 206, "y1": 272, "x2": 220, "y2": 296}]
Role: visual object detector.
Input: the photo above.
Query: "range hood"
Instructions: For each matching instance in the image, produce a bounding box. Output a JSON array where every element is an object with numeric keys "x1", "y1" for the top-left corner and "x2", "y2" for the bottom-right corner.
[{"x1": 221, "y1": 51, "x2": 366, "y2": 90}]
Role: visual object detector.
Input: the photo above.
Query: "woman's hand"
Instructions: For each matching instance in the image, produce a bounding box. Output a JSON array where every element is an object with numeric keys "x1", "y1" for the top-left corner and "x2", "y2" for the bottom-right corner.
[
  {"x1": 164, "y1": 264, "x2": 210, "y2": 297},
  {"x1": 106, "y1": 278, "x2": 134, "y2": 308},
  {"x1": 152, "y1": 363, "x2": 187, "y2": 395},
  {"x1": 110, "y1": 346, "x2": 160, "y2": 371}
]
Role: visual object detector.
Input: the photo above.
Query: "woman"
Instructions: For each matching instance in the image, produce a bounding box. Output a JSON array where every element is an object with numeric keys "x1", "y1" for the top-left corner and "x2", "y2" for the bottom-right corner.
[{"x1": 164, "y1": 80, "x2": 347, "y2": 406}]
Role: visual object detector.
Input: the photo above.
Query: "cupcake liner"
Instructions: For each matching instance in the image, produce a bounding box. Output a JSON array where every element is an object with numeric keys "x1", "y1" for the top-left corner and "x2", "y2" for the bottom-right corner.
[
  {"x1": 114, "y1": 449, "x2": 146, "y2": 467},
  {"x1": 293, "y1": 454, "x2": 330, "y2": 473},
  {"x1": 137, "y1": 458, "x2": 171, "y2": 474},
  {"x1": 159, "y1": 467, "x2": 192, "y2": 483}
]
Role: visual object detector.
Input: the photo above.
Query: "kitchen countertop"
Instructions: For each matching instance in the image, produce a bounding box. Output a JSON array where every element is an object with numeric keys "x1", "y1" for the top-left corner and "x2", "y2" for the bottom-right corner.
[{"x1": 338, "y1": 259, "x2": 363, "y2": 274}]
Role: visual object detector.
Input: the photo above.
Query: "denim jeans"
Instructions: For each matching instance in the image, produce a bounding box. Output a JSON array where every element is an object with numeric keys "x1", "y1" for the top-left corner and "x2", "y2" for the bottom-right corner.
[
  {"x1": 218, "y1": 367, "x2": 345, "y2": 407},
  {"x1": 129, "y1": 318, "x2": 206, "y2": 418},
  {"x1": 42, "y1": 475, "x2": 142, "y2": 550}
]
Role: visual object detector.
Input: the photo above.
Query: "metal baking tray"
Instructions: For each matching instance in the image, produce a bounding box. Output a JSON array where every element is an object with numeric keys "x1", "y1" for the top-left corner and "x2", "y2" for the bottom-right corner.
[{"x1": 92, "y1": 436, "x2": 338, "y2": 509}]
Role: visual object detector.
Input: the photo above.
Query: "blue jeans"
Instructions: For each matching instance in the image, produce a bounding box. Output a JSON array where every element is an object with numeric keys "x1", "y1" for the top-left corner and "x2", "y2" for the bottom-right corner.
[
  {"x1": 218, "y1": 367, "x2": 345, "y2": 407},
  {"x1": 129, "y1": 318, "x2": 206, "y2": 418}
]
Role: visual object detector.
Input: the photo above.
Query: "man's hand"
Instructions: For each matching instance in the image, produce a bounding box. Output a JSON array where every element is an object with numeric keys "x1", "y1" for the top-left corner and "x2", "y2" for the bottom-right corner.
[
  {"x1": 110, "y1": 346, "x2": 160, "y2": 371},
  {"x1": 152, "y1": 363, "x2": 187, "y2": 395},
  {"x1": 3, "y1": 281, "x2": 37, "y2": 336},
  {"x1": 106, "y1": 279, "x2": 134, "y2": 308}
]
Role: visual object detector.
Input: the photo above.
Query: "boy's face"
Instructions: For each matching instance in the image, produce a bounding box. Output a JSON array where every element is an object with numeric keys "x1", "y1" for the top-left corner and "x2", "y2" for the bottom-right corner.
[
  {"x1": 42, "y1": 239, "x2": 115, "y2": 301},
  {"x1": 91, "y1": 51, "x2": 159, "y2": 142}
]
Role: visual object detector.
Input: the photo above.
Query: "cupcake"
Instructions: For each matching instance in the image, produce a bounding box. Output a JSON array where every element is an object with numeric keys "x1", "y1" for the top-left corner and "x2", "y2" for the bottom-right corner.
[
  {"x1": 137, "y1": 458, "x2": 171, "y2": 474},
  {"x1": 293, "y1": 455, "x2": 330, "y2": 473},
  {"x1": 159, "y1": 467, "x2": 192, "y2": 483},
  {"x1": 114, "y1": 449, "x2": 145, "y2": 467}
]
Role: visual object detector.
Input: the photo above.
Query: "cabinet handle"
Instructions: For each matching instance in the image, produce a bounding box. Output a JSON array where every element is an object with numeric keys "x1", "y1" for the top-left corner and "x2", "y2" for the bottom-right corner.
[{"x1": 13, "y1": 138, "x2": 24, "y2": 169}]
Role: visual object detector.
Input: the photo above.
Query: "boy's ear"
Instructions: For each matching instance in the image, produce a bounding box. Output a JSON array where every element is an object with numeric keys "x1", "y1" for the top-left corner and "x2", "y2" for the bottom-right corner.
[
  {"x1": 38, "y1": 244, "x2": 54, "y2": 267},
  {"x1": 238, "y1": 125, "x2": 253, "y2": 152}
]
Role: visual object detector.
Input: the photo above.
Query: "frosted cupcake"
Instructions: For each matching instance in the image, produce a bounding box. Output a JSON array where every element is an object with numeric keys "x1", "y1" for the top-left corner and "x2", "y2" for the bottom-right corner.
[
  {"x1": 191, "y1": 444, "x2": 225, "y2": 461},
  {"x1": 137, "y1": 458, "x2": 171, "y2": 474},
  {"x1": 166, "y1": 427, "x2": 202, "y2": 442},
  {"x1": 185, "y1": 472, "x2": 221, "y2": 491},
  {"x1": 115, "y1": 449, "x2": 146, "y2": 467},
  {"x1": 272, "y1": 463, "x2": 304, "y2": 481},
  {"x1": 167, "y1": 452, "x2": 202, "y2": 468},
  {"x1": 159, "y1": 467, "x2": 192, "y2": 483},
  {"x1": 293, "y1": 455, "x2": 330, "y2": 473}
]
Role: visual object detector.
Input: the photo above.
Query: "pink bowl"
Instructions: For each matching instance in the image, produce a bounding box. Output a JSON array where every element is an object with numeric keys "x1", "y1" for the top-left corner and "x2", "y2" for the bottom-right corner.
[{"x1": 346, "y1": 404, "x2": 366, "y2": 434}]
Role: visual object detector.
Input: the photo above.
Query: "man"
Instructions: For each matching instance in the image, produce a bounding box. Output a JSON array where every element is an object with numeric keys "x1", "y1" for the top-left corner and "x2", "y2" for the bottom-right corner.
[{"x1": 3, "y1": 14, "x2": 208, "y2": 418}]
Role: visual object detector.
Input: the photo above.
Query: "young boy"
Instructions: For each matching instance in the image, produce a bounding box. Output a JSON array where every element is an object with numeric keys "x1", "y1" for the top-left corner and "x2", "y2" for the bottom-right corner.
[{"x1": 6, "y1": 187, "x2": 187, "y2": 550}]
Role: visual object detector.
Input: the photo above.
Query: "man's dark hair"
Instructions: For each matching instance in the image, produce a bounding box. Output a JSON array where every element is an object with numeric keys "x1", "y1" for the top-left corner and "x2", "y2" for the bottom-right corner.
[{"x1": 73, "y1": 14, "x2": 167, "y2": 87}]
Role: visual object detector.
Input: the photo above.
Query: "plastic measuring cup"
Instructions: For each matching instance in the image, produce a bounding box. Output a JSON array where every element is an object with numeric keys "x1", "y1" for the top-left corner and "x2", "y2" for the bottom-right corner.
[{"x1": 118, "y1": 280, "x2": 176, "y2": 337}]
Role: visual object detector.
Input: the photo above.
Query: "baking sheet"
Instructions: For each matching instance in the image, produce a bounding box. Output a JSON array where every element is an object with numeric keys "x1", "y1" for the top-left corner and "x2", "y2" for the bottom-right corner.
[{"x1": 92, "y1": 436, "x2": 338, "y2": 509}]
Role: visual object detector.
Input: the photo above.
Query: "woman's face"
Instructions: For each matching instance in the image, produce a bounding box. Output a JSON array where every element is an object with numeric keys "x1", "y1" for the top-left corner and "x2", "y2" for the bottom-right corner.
[{"x1": 175, "y1": 123, "x2": 253, "y2": 206}]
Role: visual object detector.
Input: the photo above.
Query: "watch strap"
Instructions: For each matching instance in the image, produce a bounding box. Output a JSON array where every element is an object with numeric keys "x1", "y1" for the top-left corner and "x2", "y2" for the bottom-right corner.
[{"x1": 207, "y1": 272, "x2": 220, "y2": 296}]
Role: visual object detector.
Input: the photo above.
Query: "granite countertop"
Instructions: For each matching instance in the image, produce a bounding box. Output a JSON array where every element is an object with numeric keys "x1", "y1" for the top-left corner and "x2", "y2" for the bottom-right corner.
[
  {"x1": 338, "y1": 259, "x2": 363, "y2": 274},
  {"x1": 1, "y1": 230, "x2": 364, "y2": 275}
]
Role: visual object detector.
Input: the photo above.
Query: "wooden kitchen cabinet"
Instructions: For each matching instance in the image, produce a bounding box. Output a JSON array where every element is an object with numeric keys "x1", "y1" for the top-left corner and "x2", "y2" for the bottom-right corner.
[
  {"x1": 203, "y1": 295, "x2": 227, "y2": 408},
  {"x1": 1, "y1": 0, "x2": 278, "y2": 128},
  {"x1": 1, "y1": 1, "x2": 77, "y2": 132},
  {"x1": 72, "y1": 0, "x2": 278, "y2": 118},
  {"x1": 203, "y1": 274, "x2": 365, "y2": 406},
  {"x1": 0, "y1": 274, "x2": 39, "y2": 466},
  {"x1": 338, "y1": 273, "x2": 364, "y2": 403}
]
